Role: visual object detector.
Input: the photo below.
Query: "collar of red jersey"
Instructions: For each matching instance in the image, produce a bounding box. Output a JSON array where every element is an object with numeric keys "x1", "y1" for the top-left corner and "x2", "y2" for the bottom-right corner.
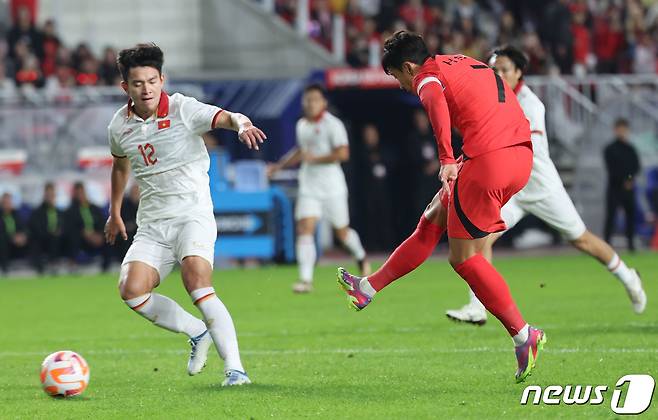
[
  {"x1": 513, "y1": 81, "x2": 524, "y2": 95},
  {"x1": 126, "y1": 91, "x2": 170, "y2": 120}
]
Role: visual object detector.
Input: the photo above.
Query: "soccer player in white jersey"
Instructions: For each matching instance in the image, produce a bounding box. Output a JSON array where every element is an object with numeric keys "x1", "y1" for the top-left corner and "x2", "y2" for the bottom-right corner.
[
  {"x1": 104, "y1": 44, "x2": 266, "y2": 386},
  {"x1": 268, "y1": 84, "x2": 369, "y2": 293},
  {"x1": 446, "y1": 46, "x2": 647, "y2": 325}
]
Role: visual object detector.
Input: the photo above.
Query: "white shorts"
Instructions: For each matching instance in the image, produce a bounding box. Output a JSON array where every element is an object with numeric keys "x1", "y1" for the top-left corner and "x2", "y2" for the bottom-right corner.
[
  {"x1": 295, "y1": 194, "x2": 349, "y2": 228},
  {"x1": 501, "y1": 185, "x2": 587, "y2": 241},
  {"x1": 122, "y1": 213, "x2": 217, "y2": 281}
]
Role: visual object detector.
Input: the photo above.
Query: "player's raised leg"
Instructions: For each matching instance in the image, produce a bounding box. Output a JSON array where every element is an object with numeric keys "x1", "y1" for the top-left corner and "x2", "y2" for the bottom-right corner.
[
  {"x1": 293, "y1": 216, "x2": 318, "y2": 293},
  {"x1": 118, "y1": 261, "x2": 210, "y2": 376},
  {"x1": 337, "y1": 189, "x2": 447, "y2": 310},
  {"x1": 570, "y1": 230, "x2": 646, "y2": 313},
  {"x1": 182, "y1": 256, "x2": 249, "y2": 386}
]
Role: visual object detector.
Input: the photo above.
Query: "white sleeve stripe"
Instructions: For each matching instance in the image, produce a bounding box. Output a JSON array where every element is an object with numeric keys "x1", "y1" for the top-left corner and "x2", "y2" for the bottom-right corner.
[{"x1": 416, "y1": 76, "x2": 445, "y2": 95}]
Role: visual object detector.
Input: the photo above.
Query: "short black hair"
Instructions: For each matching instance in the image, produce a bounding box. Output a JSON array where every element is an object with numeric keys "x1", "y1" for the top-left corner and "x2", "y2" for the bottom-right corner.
[
  {"x1": 491, "y1": 45, "x2": 529, "y2": 75},
  {"x1": 117, "y1": 43, "x2": 164, "y2": 81},
  {"x1": 381, "y1": 30, "x2": 430, "y2": 74},
  {"x1": 303, "y1": 82, "x2": 326, "y2": 97},
  {"x1": 614, "y1": 118, "x2": 629, "y2": 128}
]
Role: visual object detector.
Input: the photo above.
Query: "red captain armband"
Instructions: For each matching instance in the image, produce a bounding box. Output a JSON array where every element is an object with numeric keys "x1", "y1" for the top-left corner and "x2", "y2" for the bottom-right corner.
[{"x1": 211, "y1": 109, "x2": 224, "y2": 128}]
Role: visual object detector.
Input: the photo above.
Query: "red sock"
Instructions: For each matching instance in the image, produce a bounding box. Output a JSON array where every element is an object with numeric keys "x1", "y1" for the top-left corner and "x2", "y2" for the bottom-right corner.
[
  {"x1": 368, "y1": 215, "x2": 445, "y2": 291},
  {"x1": 454, "y1": 254, "x2": 526, "y2": 336}
]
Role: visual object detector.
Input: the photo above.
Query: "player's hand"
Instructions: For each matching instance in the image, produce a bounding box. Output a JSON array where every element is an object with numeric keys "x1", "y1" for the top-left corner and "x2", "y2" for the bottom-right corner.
[
  {"x1": 104, "y1": 215, "x2": 127, "y2": 245},
  {"x1": 266, "y1": 163, "x2": 280, "y2": 179},
  {"x1": 439, "y1": 163, "x2": 459, "y2": 195},
  {"x1": 238, "y1": 124, "x2": 267, "y2": 151}
]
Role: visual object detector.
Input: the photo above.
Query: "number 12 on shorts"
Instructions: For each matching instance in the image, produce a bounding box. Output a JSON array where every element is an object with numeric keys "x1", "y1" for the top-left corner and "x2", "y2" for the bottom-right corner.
[{"x1": 138, "y1": 143, "x2": 157, "y2": 166}]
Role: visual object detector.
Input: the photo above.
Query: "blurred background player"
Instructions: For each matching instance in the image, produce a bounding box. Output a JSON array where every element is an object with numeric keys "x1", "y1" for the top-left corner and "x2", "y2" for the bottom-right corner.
[
  {"x1": 445, "y1": 46, "x2": 647, "y2": 326},
  {"x1": 28, "y1": 182, "x2": 62, "y2": 274},
  {"x1": 268, "y1": 83, "x2": 369, "y2": 293},
  {"x1": 338, "y1": 31, "x2": 544, "y2": 383},
  {"x1": 0, "y1": 192, "x2": 27, "y2": 274},
  {"x1": 604, "y1": 118, "x2": 641, "y2": 252},
  {"x1": 104, "y1": 43, "x2": 266, "y2": 386}
]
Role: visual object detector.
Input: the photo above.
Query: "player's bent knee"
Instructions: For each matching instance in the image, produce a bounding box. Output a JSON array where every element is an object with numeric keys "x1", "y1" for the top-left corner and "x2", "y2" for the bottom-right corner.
[{"x1": 118, "y1": 263, "x2": 159, "y2": 300}]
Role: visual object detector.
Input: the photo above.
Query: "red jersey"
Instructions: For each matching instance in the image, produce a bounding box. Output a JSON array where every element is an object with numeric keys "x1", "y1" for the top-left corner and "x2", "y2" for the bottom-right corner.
[{"x1": 412, "y1": 55, "x2": 531, "y2": 165}]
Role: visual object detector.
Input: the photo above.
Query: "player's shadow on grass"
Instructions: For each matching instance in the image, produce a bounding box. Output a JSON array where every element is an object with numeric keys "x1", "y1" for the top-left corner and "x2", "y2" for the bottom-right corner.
[
  {"x1": 191, "y1": 382, "x2": 443, "y2": 402},
  {"x1": 566, "y1": 322, "x2": 658, "y2": 336}
]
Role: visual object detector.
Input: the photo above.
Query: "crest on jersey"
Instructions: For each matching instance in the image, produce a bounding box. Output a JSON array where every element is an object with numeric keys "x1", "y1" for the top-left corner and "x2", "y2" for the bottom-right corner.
[{"x1": 158, "y1": 119, "x2": 171, "y2": 130}]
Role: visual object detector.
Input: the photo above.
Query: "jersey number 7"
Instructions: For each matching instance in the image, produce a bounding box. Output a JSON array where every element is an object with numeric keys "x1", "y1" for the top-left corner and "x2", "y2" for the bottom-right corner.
[
  {"x1": 138, "y1": 143, "x2": 158, "y2": 166},
  {"x1": 471, "y1": 64, "x2": 506, "y2": 103}
]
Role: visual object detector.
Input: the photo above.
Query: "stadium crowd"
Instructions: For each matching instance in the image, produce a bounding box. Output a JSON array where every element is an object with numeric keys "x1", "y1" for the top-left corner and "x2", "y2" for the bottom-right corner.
[
  {"x1": 0, "y1": 4, "x2": 120, "y2": 99},
  {"x1": 275, "y1": 0, "x2": 658, "y2": 75}
]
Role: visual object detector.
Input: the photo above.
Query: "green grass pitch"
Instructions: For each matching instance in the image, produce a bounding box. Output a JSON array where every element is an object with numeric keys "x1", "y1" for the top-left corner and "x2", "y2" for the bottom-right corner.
[{"x1": 0, "y1": 253, "x2": 656, "y2": 419}]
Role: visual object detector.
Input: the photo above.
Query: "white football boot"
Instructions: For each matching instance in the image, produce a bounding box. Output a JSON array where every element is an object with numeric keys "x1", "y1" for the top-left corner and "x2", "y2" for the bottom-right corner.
[
  {"x1": 446, "y1": 302, "x2": 488, "y2": 326},
  {"x1": 625, "y1": 269, "x2": 647, "y2": 314},
  {"x1": 222, "y1": 369, "x2": 251, "y2": 386},
  {"x1": 187, "y1": 330, "x2": 213, "y2": 376}
]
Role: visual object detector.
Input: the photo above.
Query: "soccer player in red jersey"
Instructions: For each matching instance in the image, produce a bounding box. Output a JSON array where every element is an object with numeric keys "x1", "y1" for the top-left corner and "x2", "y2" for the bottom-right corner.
[{"x1": 337, "y1": 31, "x2": 545, "y2": 382}]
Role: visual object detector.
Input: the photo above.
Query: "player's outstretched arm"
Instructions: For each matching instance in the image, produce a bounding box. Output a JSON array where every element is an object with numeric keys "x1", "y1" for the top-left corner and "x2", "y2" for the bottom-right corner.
[
  {"x1": 268, "y1": 147, "x2": 302, "y2": 178},
  {"x1": 213, "y1": 110, "x2": 267, "y2": 150},
  {"x1": 105, "y1": 157, "x2": 130, "y2": 245}
]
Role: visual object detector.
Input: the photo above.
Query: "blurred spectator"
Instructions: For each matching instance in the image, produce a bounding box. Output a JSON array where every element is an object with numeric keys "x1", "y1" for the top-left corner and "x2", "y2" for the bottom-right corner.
[
  {"x1": 360, "y1": 123, "x2": 394, "y2": 250},
  {"x1": 116, "y1": 184, "x2": 140, "y2": 261},
  {"x1": 0, "y1": 192, "x2": 28, "y2": 273},
  {"x1": 71, "y1": 43, "x2": 94, "y2": 73},
  {"x1": 543, "y1": 0, "x2": 573, "y2": 74},
  {"x1": 63, "y1": 182, "x2": 111, "y2": 271},
  {"x1": 571, "y1": 7, "x2": 592, "y2": 75},
  {"x1": 6, "y1": 5, "x2": 42, "y2": 60},
  {"x1": 98, "y1": 46, "x2": 121, "y2": 86},
  {"x1": 497, "y1": 10, "x2": 521, "y2": 47},
  {"x1": 76, "y1": 57, "x2": 99, "y2": 86},
  {"x1": 14, "y1": 51, "x2": 43, "y2": 89},
  {"x1": 40, "y1": 19, "x2": 61, "y2": 78},
  {"x1": 632, "y1": 31, "x2": 657, "y2": 74},
  {"x1": 594, "y1": 5, "x2": 625, "y2": 73},
  {"x1": 604, "y1": 118, "x2": 640, "y2": 251},
  {"x1": 28, "y1": 183, "x2": 62, "y2": 274},
  {"x1": 44, "y1": 64, "x2": 76, "y2": 101}
]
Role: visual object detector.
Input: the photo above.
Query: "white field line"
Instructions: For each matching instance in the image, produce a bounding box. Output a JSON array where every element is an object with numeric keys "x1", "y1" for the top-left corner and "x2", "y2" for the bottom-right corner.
[{"x1": 0, "y1": 346, "x2": 656, "y2": 358}]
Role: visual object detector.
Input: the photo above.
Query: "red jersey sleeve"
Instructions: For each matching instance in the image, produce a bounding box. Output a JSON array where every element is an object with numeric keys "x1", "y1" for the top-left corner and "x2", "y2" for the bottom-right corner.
[{"x1": 415, "y1": 75, "x2": 455, "y2": 165}]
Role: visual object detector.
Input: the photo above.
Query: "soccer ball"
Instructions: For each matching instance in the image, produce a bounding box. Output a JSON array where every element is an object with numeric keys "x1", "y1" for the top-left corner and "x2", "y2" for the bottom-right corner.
[{"x1": 40, "y1": 351, "x2": 90, "y2": 397}]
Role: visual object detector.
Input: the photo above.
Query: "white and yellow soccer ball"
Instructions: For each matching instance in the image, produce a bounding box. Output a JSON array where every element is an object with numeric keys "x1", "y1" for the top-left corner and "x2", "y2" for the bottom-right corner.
[{"x1": 40, "y1": 351, "x2": 90, "y2": 397}]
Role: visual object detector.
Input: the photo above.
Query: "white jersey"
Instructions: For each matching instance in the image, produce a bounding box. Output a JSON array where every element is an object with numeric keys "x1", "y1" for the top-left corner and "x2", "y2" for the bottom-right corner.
[
  {"x1": 108, "y1": 92, "x2": 221, "y2": 225},
  {"x1": 296, "y1": 111, "x2": 349, "y2": 197},
  {"x1": 513, "y1": 83, "x2": 564, "y2": 202}
]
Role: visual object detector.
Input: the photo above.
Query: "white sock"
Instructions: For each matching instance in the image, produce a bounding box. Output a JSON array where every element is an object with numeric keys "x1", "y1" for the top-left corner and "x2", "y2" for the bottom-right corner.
[
  {"x1": 296, "y1": 234, "x2": 316, "y2": 283},
  {"x1": 342, "y1": 228, "x2": 366, "y2": 261},
  {"x1": 512, "y1": 324, "x2": 530, "y2": 346},
  {"x1": 124, "y1": 293, "x2": 206, "y2": 338},
  {"x1": 191, "y1": 287, "x2": 244, "y2": 373},
  {"x1": 468, "y1": 288, "x2": 485, "y2": 310},
  {"x1": 359, "y1": 277, "x2": 376, "y2": 298},
  {"x1": 607, "y1": 253, "x2": 636, "y2": 288}
]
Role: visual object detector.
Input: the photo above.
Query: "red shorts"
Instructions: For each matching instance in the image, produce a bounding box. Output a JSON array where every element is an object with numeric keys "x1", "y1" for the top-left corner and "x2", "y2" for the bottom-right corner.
[{"x1": 442, "y1": 143, "x2": 533, "y2": 239}]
